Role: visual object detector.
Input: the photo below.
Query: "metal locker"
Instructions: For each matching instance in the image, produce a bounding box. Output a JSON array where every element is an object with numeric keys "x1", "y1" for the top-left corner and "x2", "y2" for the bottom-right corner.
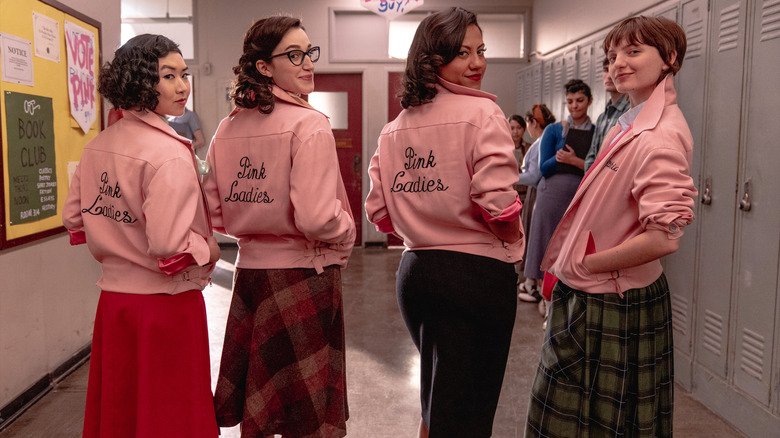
[
  {"x1": 522, "y1": 67, "x2": 534, "y2": 114},
  {"x1": 664, "y1": 0, "x2": 708, "y2": 390},
  {"x1": 563, "y1": 48, "x2": 578, "y2": 84},
  {"x1": 584, "y1": 41, "x2": 604, "y2": 122},
  {"x1": 731, "y1": 0, "x2": 780, "y2": 407},
  {"x1": 531, "y1": 63, "x2": 542, "y2": 105},
  {"x1": 515, "y1": 70, "x2": 525, "y2": 115},
  {"x1": 693, "y1": 0, "x2": 747, "y2": 380},
  {"x1": 542, "y1": 59, "x2": 554, "y2": 115},
  {"x1": 551, "y1": 55, "x2": 565, "y2": 120}
]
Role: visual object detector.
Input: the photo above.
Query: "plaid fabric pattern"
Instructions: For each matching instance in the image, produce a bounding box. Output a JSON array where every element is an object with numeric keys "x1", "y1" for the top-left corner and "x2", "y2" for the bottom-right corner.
[
  {"x1": 526, "y1": 274, "x2": 673, "y2": 438},
  {"x1": 214, "y1": 266, "x2": 348, "y2": 438},
  {"x1": 584, "y1": 95, "x2": 631, "y2": 171}
]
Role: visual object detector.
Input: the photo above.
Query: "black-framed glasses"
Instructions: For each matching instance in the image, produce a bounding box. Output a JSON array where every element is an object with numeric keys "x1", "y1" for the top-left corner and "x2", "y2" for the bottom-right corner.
[{"x1": 269, "y1": 46, "x2": 320, "y2": 66}]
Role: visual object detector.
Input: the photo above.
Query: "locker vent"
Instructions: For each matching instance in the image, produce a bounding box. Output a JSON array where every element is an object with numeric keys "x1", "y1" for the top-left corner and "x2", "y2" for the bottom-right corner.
[
  {"x1": 671, "y1": 294, "x2": 689, "y2": 335},
  {"x1": 739, "y1": 328, "x2": 765, "y2": 380},
  {"x1": 578, "y1": 47, "x2": 591, "y2": 81},
  {"x1": 553, "y1": 58, "x2": 564, "y2": 94},
  {"x1": 543, "y1": 63, "x2": 553, "y2": 100},
  {"x1": 760, "y1": 0, "x2": 780, "y2": 42},
  {"x1": 524, "y1": 70, "x2": 534, "y2": 109},
  {"x1": 703, "y1": 309, "x2": 724, "y2": 355},
  {"x1": 685, "y1": 11, "x2": 706, "y2": 59},
  {"x1": 532, "y1": 65, "x2": 542, "y2": 103},
  {"x1": 516, "y1": 72, "x2": 523, "y2": 106},
  {"x1": 717, "y1": 2, "x2": 742, "y2": 52},
  {"x1": 564, "y1": 52, "x2": 577, "y2": 82}
]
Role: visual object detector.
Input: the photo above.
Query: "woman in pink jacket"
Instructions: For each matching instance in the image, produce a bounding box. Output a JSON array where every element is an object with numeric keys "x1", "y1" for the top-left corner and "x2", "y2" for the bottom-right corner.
[
  {"x1": 525, "y1": 16, "x2": 697, "y2": 437},
  {"x1": 62, "y1": 34, "x2": 220, "y2": 437},
  {"x1": 365, "y1": 8, "x2": 523, "y2": 438},
  {"x1": 203, "y1": 16, "x2": 355, "y2": 438}
]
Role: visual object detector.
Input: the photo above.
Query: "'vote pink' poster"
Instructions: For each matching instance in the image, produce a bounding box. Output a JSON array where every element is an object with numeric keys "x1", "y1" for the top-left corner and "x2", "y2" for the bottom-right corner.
[{"x1": 64, "y1": 20, "x2": 96, "y2": 134}]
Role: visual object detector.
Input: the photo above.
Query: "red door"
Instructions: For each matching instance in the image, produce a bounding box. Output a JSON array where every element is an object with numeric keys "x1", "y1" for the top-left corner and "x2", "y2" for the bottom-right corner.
[
  {"x1": 313, "y1": 73, "x2": 363, "y2": 245},
  {"x1": 386, "y1": 72, "x2": 404, "y2": 247}
]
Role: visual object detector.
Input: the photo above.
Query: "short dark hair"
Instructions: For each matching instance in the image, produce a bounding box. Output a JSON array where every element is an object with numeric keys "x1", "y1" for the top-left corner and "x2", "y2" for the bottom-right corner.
[
  {"x1": 525, "y1": 104, "x2": 556, "y2": 128},
  {"x1": 603, "y1": 15, "x2": 686, "y2": 76},
  {"x1": 232, "y1": 15, "x2": 303, "y2": 113},
  {"x1": 509, "y1": 114, "x2": 526, "y2": 129},
  {"x1": 564, "y1": 78, "x2": 592, "y2": 100},
  {"x1": 400, "y1": 7, "x2": 480, "y2": 109},
  {"x1": 98, "y1": 34, "x2": 181, "y2": 111}
]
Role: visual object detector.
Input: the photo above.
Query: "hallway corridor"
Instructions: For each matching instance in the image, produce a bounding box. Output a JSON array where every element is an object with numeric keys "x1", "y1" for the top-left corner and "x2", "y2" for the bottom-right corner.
[{"x1": 0, "y1": 246, "x2": 744, "y2": 437}]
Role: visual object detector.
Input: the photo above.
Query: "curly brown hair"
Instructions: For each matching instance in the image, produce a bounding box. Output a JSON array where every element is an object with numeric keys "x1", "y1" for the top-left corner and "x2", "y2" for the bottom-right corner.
[
  {"x1": 232, "y1": 16, "x2": 302, "y2": 114},
  {"x1": 98, "y1": 34, "x2": 181, "y2": 111},
  {"x1": 400, "y1": 7, "x2": 480, "y2": 109},
  {"x1": 564, "y1": 78, "x2": 592, "y2": 100}
]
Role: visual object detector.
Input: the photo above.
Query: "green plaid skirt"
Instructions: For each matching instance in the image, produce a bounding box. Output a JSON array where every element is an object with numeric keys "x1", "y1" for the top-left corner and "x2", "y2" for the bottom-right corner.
[{"x1": 525, "y1": 274, "x2": 673, "y2": 437}]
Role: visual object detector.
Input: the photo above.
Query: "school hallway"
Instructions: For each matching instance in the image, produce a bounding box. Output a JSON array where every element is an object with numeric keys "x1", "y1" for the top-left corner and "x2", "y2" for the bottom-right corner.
[{"x1": 0, "y1": 246, "x2": 743, "y2": 438}]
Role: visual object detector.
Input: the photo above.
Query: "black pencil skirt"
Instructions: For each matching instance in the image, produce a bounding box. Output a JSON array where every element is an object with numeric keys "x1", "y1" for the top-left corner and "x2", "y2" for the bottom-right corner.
[{"x1": 396, "y1": 249, "x2": 517, "y2": 438}]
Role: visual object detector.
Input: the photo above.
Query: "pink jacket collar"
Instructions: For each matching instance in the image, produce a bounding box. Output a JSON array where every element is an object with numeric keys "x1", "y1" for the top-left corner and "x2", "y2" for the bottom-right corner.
[
  {"x1": 574, "y1": 74, "x2": 677, "y2": 202},
  {"x1": 436, "y1": 76, "x2": 497, "y2": 101},
  {"x1": 123, "y1": 109, "x2": 193, "y2": 148},
  {"x1": 631, "y1": 74, "x2": 677, "y2": 135},
  {"x1": 228, "y1": 85, "x2": 329, "y2": 119}
]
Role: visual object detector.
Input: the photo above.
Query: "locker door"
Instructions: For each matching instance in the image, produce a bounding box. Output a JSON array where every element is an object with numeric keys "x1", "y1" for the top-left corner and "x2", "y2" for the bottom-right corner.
[
  {"x1": 694, "y1": 0, "x2": 748, "y2": 379},
  {"x1": 563, "y1": 48, "x2": 577, "y2": 83},
  {"x1": 542, "y1": 59, "x2": 554, "y2": 112},
  {"x1": 664, "y1": 0, "x2": 709, "y2": 386},
  {"x1": 522, "y1": 67, "x2": 534, "y2": 114},
  {"x1": 551, "y1": 55, "x2": 565, "y2": 120},
  {"x1": 515, "y1": 71, "x2": 524, "y2": 115},
  {"x1": 582, "y1": 42, "x2": 603, "y2": 121},
  {"x1": 531, "y1": 63, "x2": 542, "y2": 105},
  {"x1": 731, "y1": 0, "x2": 780, "y2": 406}
]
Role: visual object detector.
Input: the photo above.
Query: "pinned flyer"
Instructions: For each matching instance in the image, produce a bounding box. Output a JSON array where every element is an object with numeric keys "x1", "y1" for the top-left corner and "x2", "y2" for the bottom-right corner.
[
  {"x1": 361, "y1": 0, "x2": 423, "y2": 19},
  {"x1": 64, "y1": 20, "x2": 96, "y2": 134},
  {"x1": 33, "y1": 12, "x2": 61, "y2": 62},
  {"x1": 1, "y1": 33, "x2": 34, "y2": 86}
]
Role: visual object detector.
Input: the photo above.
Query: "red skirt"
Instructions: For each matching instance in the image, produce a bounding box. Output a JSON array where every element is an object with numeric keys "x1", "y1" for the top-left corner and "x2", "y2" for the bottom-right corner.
[{"x1": 83, "y1": 290, "x2": 218, "y2": 438}]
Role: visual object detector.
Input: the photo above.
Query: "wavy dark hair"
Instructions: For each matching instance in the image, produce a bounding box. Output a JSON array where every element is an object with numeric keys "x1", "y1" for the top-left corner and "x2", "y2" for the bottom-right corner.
[
  {"x1": 603, "y1": 15, "x2": 686, "y2": 80},
  {"x1": 400, "y1": 7, "x2": 480, "y2": 109},
  {"x1": 232, "y1": 15, "x2": 302, "y2": 113},
  {"x1": 564, "y1": 78, "x2": 592, "y2": 100},
  {"x1": 98, "y1": 34, "x2": 181, "y2": 111}
]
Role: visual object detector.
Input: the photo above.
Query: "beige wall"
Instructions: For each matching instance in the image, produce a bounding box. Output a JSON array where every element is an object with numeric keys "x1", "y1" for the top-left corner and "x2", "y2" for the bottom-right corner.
[
  {"x1": 0, "y1": 0, "x2": 120, "y2": 409},
  {"x1": 530, "y1": 0, "x2": 663, "y2": 55}
]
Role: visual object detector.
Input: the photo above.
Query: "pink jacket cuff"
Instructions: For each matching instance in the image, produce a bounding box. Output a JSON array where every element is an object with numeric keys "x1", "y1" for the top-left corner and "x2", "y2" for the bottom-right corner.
[
  {"x1": 373, "y1": 215, "x2": 396, "y2": 234},
  {"x1": 159, "y1": 253, "x2": 196, "y2": 275},
  {"x1": 68, "y1": 230, "x2": 87, "y2": 245},
  {"x1": 481, "y1": 195, "x2": 523, "y2": 223}
]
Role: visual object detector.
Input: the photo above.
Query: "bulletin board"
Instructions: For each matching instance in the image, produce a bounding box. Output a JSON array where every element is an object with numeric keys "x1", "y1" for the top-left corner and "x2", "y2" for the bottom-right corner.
[{"x1": 0, "y1": 0, "x2": 101, "y2": 250}]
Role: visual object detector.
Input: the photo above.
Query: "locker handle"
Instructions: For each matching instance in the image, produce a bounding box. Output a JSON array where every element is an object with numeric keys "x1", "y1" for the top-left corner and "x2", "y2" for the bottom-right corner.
[
  {"x1": 739, "y1": 180, "x2": 751, "y2": 212},
  {"x1": 701, "y1": 177, "x2": 712, "y2": 205}
]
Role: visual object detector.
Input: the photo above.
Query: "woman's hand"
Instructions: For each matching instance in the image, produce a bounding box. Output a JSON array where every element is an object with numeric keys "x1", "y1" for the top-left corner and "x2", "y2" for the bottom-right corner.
[
  {"x1": 582, "y1": 229, "x2": 679, "y2": 274},
  {"x1": 206, "y1": 235, "x2": 221, "y2": 265},
  {"x1": 556, "y1": 145, "x2": 585, "y2": 169}
]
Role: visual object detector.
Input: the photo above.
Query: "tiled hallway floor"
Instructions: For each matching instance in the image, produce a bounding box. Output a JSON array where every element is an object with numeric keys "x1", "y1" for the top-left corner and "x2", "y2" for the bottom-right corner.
[{"x1": 0, "y1": 246, "x2": 744, "y2": 437}]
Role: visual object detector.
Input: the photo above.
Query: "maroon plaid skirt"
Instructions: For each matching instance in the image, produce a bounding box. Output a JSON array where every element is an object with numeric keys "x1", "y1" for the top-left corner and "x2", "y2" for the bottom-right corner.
[{"x1": 214, "y1": 266, "x2": 348, "y2": 438}]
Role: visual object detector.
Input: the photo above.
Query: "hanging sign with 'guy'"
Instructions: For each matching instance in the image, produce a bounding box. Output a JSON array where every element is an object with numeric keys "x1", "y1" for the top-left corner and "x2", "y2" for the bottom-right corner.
[{"x1": 361, "y1": 0, "x2": 423, "y2": 19}]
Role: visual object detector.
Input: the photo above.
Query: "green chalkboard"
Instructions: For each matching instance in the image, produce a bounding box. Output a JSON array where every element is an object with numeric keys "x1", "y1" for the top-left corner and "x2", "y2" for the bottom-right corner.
[{"x1": 4, "y1": 91, "x2": 56, "y2": 225}]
